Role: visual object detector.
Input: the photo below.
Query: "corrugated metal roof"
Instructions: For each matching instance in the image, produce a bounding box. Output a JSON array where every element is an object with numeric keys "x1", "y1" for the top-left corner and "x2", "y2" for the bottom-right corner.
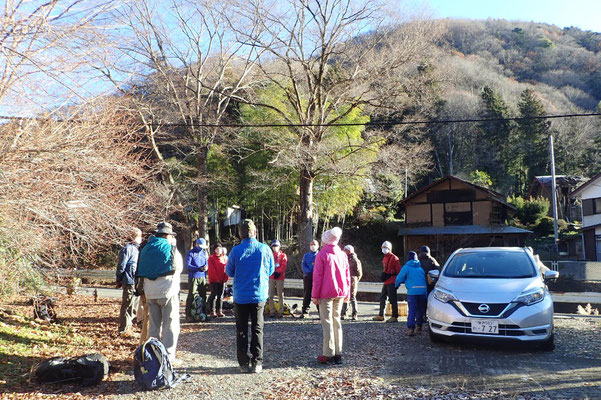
[{"x1": 397, "y1": 225, "x2": 531, "y2": 236}]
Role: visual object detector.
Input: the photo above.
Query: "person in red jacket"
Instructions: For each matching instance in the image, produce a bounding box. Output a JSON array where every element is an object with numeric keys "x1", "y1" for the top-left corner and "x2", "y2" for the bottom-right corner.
[
  {"x1": 207, "y1": 243, "x2": 229, "y2": 317},
  {"x1": 268, "y1": 239, "x2": 287, "y2": 318},
  {"x1": 373, "y1": 241, "x2": 401, "y2": 322}
]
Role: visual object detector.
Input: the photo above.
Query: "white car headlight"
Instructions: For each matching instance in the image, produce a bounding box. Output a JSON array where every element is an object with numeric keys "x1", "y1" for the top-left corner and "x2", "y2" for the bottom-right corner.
[
  {"x1": 433, "y1": 287, "x2": 458, "y2": 303},
  {"x1": 513, "y1": 288, "x2": 545, "y2": 306}
]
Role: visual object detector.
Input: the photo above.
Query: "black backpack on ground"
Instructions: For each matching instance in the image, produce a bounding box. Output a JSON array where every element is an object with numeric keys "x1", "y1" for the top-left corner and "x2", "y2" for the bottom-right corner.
[{"x1": 36, "y1": 353, "x2": 109, "y2": 386}]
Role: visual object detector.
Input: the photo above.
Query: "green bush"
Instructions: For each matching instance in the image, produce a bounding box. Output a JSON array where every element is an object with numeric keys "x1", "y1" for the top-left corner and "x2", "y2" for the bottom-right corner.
[
  {"x1": 534, "y1": 216, "x2": 555, "y2": 236},
  {"x1": 509, "y1": 196, "x2": 550, "y2": 225}
]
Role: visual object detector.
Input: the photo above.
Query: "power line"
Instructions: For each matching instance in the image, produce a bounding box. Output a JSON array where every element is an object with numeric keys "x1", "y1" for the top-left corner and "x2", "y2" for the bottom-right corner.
[{"x1": 0, "y1": 112, "x2": 600, "y2": 128}]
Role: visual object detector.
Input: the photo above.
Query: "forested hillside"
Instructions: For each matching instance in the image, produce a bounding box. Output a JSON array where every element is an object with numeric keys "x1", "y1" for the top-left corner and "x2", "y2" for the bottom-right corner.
[{"x1": 424, "y1": 19, "x2": 601, "y2": 194}]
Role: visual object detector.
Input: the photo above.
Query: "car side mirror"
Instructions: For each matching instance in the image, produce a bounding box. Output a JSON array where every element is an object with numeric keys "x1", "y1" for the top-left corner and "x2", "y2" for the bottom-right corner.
[
  {"x1": 428, "y1": 270, "x2": 440, "y2": 282},
  {"x1": 544, "y1": 270, "x2": 559, "y2": 282}
]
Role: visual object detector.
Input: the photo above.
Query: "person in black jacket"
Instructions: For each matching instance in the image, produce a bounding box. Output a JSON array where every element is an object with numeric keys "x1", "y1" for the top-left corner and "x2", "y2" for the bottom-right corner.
[
  {"x1": 418, "y1": 245, "x2": 440, "y2": 315},
  {"x1": 116, "y1": 227, "x2": 142, "y2": 336}
]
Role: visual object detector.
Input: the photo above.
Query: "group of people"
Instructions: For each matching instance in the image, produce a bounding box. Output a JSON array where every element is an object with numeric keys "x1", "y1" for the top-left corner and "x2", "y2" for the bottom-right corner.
[{"x1": 115, "y1": 219, "x2": 441, "y2": 371}]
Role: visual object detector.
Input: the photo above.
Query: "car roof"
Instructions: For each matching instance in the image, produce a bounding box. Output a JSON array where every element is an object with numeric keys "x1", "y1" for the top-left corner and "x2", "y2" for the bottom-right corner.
[{"x1": 454, "y1": 247, "x2": 529, "y2": 254}]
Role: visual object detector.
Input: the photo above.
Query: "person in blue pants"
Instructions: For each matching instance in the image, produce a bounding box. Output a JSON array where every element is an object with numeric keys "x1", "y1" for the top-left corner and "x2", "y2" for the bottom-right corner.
[{"x1": 395, "y1": 251, "x2": 427, "y2": 336}]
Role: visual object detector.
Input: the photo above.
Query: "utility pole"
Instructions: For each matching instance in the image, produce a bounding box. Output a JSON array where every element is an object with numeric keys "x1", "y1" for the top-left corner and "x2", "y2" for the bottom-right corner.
[
  {"x1": 549, "y1": 135, "x2": 559, "y2": 254},
  {"x1": 404, "y1": 168, "x2": 408, "y2": 198}
]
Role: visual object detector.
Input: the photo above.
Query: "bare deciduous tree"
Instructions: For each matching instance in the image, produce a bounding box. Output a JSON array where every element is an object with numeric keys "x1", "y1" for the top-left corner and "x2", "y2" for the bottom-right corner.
[
  {"x1": 231, "y1": 0, "x2": 441, "y2": 251},
  {"x1": 0, "y1": 97, "x2": 164, "y2": 293},
  {"x1": 98, "y1": 0, "x2": 265, "y2": 247}
]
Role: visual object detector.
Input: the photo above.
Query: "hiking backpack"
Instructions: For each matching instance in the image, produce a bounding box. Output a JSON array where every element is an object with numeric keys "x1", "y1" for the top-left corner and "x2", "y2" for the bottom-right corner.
[
  {"x1": 134, "y1": 338, "x2": 185, "y2": 390},
  {"x1": 190, "y1": 294, "x2": 207, "y2": 322},
  {"x1": 36, "y1": 353, "x2": 109, "y2": 386}
]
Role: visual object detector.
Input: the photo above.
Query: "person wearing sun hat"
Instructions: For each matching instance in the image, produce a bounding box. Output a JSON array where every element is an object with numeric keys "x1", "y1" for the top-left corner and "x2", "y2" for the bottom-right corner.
[
  {"x1": 185, "y1": 237, "x2": 209, "y2": 322},
  {"x1": 137, "y1": 221, "x2": 183, "y2": 365},
  {"x1": 312, "y1": 227, "x2": 350, "y2": 365}
]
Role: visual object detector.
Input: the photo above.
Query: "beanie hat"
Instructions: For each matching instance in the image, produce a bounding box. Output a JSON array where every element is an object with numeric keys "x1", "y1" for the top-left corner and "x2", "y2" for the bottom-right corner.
[
  {"x1": 270, "y1": 239, "x2": 281, "y2": 247},
  {"x1": 344, "y1": 245, "x2": 354, "y2": 253},
  {"x1": 408, "y1": 251, "x2": 418, "y2": 260},
  {"x1": 322, "y1": 227, "x2": 342, "y2": 245},
  {"x1": 381, "y1": 241, "x2": 392, "y2": 250},
  {"x1": 420, "y1": 245, "x2": 430, "y2": 255}
]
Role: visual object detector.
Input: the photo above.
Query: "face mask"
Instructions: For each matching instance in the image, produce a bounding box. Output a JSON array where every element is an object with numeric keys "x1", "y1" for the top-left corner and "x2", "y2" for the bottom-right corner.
[
  {"x1": 310, "y1": 246, "x2": 317, "y2": 252},
  {"x1": 382, "y1": 248, "x2": 390, "y2": 255},
  {"x1": 272, "y1": 247, "x2": 280, "y2": 253},
  {"x1": 134, "y1": 237, "x2": 142, "y2": 245}
]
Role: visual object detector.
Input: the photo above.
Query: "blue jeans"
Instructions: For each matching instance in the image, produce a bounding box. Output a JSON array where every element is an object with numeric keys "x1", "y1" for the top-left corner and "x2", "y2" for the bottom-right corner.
[{"x1": 406, "y1": 294, "x2": 427, "y2": 328}]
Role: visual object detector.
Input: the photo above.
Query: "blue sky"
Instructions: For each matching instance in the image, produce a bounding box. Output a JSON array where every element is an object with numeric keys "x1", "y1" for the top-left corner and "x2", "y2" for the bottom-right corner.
[{"x1": 423, "y1": 0, "x2": 601, "y2": 32}]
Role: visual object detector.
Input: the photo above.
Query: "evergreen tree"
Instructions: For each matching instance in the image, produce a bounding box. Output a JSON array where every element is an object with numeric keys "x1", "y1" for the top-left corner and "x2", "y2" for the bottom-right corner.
[
  {"x1": 516, "y1": 89, "x2": 550, "y2": 194},
  {"x1": 478, "y1": 86, "x2": 514, "y2": 191}
]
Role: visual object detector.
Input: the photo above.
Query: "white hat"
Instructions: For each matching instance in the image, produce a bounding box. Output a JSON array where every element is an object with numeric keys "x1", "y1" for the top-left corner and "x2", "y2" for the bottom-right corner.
[
  {"x1": 344, "y1": 245, "x2": 354, "y2": 253},
  {"x1": 381, "y1": 241, "x2": 392, "y2": 250},
  {"x1": 322, "y1": 227, "x2": 342, "y2": 245}
]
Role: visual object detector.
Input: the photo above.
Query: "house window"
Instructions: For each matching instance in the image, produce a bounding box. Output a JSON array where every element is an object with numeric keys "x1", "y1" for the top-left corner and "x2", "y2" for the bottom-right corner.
[
  {"x1": 583, "y1": 198, "x2": 601, "y2": 216},
  {"x1": 597, "y1": 236, "x2": 601, "y2": 262}
]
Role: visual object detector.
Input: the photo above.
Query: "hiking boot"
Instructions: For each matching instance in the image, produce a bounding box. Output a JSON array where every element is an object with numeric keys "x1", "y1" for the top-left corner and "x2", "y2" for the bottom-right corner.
[
  {"x1": 251, "y1": 361, "x2": 262, "y2": 373},
  {"x1": 317, "y1": 355, "x2": 334, "y2": 365},
  {"x1": 407, "y1": 327, "x2": 415, "y2": 336},
  {"x1": 386, "y1": 317, "x2": 398, "y2": 323},
  {"x1": 298, "y1": 313, "x2": 305, "y2": 319},
  {"x1": 372, "y1": 315, "x2": 385, "y2": 322},
  {"x1": 416, "y1": 325, "x2": 423, "y2": 333},
  {"x1": 351, "y1": 314, "x2": 357, "y2": 321},
  {"x1": 217, "y1": 311, "x2": 225, "y2": 317},
  {"x1": 210, "y1": 312, "x2": 217, "y2": 318},
  {"x1": 341, "y1": 314, "x2": 345, "y2": 320},
  {"x1": 333, "y1": 355, "x2": 343, "y2": 365},
  {"x1": 239, "y1": 363, "x2": 250, "y2": 373}
]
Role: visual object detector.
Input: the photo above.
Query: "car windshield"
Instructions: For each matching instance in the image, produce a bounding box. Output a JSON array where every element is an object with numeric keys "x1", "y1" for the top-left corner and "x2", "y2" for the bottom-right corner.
[{"x1": 443, "y1": 251, "x2": 537, "y2": 278}]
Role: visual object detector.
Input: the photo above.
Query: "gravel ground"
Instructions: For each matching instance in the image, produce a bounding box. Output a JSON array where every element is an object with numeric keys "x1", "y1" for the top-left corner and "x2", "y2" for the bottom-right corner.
[{"x1": 107, "y1": 310, "x2": 601, "y2": 400}]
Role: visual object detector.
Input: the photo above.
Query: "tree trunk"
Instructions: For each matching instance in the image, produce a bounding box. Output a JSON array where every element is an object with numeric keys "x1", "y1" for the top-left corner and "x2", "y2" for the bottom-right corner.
[
  {"x1": 197, "y1": 145, "x2": 210, "y2": 241},
  {"x1": 298, "y1": 167, "x2": 314, "y2": 254}
]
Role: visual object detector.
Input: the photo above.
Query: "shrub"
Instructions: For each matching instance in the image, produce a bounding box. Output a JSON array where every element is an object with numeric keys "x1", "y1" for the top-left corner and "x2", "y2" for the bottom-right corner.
[
  {"x1": 509, "y1": 196, "x2": 550, "y2": 225},
  {"x1": 534, "y1": 216, "x2": 555, "y2": 236}
]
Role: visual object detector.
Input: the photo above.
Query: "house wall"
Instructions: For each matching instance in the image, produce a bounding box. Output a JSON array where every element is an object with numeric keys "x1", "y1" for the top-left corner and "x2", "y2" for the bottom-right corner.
[
  {"x1": 406, "y1": 204, "x2": 431, "y2": 225},
  {"x1": 473, "y1": 201, "x2": 493, "y2": 225},
  {"x1": 578, "y1": 178, "x2": 601, "y2": 228},
  {"x1": 432, "y1": 204, "x2": 444, "y2": 226}
]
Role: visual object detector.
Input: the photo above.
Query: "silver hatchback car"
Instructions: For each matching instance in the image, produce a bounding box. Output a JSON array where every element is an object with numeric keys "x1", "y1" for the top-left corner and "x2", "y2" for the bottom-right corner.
[{"x1": 427, "y1": 247, "x2": 558, "y2": 350}]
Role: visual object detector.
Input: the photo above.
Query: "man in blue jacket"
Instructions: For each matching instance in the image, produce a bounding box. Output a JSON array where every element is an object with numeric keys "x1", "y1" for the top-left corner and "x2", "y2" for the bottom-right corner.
[
  {"x1": 185, "y1": 238, "x2": 209, "y2": 322},
  {"x1": 226, "y1": 219, "x2": 274, "y2": 374},
  {"x1": 395, "y1": 251, "x2": 427, "y2": 336},
  {"x1": 116, "y1": 227, "x2": 142, "y2": 336},
  {"x1": 300, "y1": 239, "x2": 319, "y2": 318}
]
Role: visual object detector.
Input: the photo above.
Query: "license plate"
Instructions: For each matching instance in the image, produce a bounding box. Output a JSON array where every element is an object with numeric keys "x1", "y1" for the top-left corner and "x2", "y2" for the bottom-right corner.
[{"x1": 471, "y1": 319, "x2": 499, "y2": 334}]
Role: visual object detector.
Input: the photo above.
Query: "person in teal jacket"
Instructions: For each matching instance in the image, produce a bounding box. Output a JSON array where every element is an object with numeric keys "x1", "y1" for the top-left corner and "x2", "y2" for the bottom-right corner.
[{"x1": 395, "y1": 251, "x2": 427, "y2": 336}]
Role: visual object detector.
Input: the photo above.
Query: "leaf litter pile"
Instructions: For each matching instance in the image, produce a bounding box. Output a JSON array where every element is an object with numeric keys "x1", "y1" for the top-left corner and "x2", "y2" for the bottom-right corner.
[
  {"x1": 0, "y1": 293, "x2": 140, "y2": 399},
  {"x1": 260, "y1": 369, "x2": 552, "y2": 400}
]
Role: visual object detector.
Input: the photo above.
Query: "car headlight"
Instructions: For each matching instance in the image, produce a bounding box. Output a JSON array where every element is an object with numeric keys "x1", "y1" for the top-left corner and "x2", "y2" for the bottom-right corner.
[
  {"x1": 433, "y1": 287, "x2": 458, "y2": 303},
  {"x1": 513, "y1": 288, "x2": 545, "y2": 306}
]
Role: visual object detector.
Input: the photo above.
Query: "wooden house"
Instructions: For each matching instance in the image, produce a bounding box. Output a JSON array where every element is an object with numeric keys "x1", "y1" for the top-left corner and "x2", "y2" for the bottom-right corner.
[
  {"x1": 570, "y1": 173, "x2": 601, "y2": 261},
  {"x1": 397, "y1": 176, "x2": 531, "y2": 260}
]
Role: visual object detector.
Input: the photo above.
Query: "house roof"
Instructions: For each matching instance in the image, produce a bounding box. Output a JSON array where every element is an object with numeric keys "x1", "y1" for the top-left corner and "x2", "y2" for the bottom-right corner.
[
  {"x1": 398, "y1": 175, "x2": 515, "y2": 210},
  {"x1": 571, "y1": 172, "x2": 601, "y2": 197},
  {"x1": 397, "y1": 225, "x2": 532, "y2": 236}
]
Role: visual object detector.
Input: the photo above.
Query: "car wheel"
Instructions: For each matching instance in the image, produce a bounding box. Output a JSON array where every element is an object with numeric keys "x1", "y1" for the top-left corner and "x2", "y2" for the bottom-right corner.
[
  {"x1": 538, "y1": 333, "x2": 555, "y2": 351},
  {"x1": 428, "y1": 323, "x2": 443, "y2": 343}
]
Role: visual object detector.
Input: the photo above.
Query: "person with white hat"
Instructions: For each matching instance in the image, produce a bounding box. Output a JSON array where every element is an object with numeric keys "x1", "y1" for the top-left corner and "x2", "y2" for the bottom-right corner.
[
  {"x1": 116, "y1": 227, "x2": 142, "y2": 336},
  {"x1": 373, "y1": 241, "x2": 401, "y2": 322},
  {"x1": 185, "y1": 237, "x2": 209, "y2": 322},
  {"x1": 312, "y1": 227, "x2": 350, "y2": 365}
]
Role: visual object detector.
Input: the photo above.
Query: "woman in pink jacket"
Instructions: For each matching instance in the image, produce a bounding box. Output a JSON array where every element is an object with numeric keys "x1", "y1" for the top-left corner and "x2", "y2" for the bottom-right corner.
[{"x1": 311, "y1": 227, "x2": 350, "y2": 365}]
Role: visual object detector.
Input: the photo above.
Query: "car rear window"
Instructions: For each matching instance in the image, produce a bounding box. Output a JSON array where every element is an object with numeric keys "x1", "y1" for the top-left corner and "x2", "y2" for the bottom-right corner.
[{"x1": 443, "y1": 251, "x2": 537, "y2": 278}]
